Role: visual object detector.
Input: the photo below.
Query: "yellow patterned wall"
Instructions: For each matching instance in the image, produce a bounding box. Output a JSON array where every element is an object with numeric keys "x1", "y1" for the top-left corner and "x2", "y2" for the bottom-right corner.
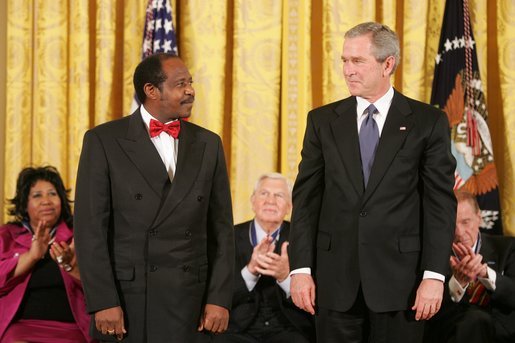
[
  {"x1": 0, "y1": 0, "x2": 5, "y2": 213},
  {"x1": 4, "y1": 0, "x2": 144, "y2": 215},
  {"x1": 280, "y1": 0, "x2": 312, "y2": 185},
  {"x1": 3, "y1": 0, "x2": 514, "y2": 235},
  {"x1": 496, "y1": 0, "x2": 515, "y2": 235}
]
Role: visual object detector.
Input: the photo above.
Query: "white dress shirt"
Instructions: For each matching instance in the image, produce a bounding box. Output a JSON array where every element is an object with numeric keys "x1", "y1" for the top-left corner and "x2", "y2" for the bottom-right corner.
[
  {"x1": 241, "y1": 220, "x2": 291, "y2": 298},
  {"x1": 140, "y1": 105, "x2": 179, "y2": 180},
  {"x1": 356, "y1": 86, "x2": 394, "y2": 135}
]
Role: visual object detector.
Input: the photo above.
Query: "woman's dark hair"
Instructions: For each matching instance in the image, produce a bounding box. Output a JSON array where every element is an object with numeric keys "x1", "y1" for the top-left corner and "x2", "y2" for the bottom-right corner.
[{"x1": 8, "y1": 166, "x2": 73, "y2": 228}]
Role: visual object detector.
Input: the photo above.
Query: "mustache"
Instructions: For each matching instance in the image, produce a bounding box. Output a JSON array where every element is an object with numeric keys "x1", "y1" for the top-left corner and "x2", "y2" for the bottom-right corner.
[{"x1": 181, "y1": 96, "x2": 195, "y2": 104}]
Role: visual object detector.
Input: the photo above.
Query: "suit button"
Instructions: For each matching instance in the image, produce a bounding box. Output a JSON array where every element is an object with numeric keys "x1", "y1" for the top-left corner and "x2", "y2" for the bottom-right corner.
[
  {"x1": 149, "y1": 229, "x2": 158, "y2": 237},
  {"x1": 135, "y1": 193, "x2": 143, "y2": 200},
  {"x1": 185, "y1": 230, "x2": 192, "y2": 238},
  {"x1": 197, "y1": 196, "x2": 203, "y2": 202},
  {"x1": 150, "y1": 265, "x2": 157, "y2": 272},
  {"x1": 182, "y1": 265, "x2": 190, "y2": 272},
  {"x1": 359, "y1": 211, "x2": 367, "y2": 217}
]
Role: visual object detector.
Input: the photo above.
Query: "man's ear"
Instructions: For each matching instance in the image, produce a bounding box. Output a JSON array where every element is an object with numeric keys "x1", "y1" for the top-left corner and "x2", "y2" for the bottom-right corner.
[
  {"x1": 283, "y1": 200, "x2": 292, "y2": 217},
  {"x1": 144, "y1": 83, "x2": 159, "y2": 100},
  {"x1": 383, "y1": 56, "x2": 395, "y2": 76},
  {"x1": 476, "y1": 209, "x2": 483, "y2": 223},
  {"x1": 250, "y1": 193, "x2": 257, "y2": 212}
]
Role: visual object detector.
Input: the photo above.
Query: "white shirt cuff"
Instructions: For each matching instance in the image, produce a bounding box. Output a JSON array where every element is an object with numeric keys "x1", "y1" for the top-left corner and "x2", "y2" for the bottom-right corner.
[
  {"x1": 478, "y1": 266, "x2": 496, "y2": 291},
  {"x1": 423, "y1": 270, "x2": 445, "y2": 282},
  {"x1": 449, "y1": 275, "x2": 467, "y2": 302},
  {"x1": 289, "y1": 267, "x2": 311, "y2": 276},
  {"x1": 241, "y1": 266, "x2": 260, "y2": 291},
  {"x1": 277, "y1": 275, "x2": 291, "y2": 298}
]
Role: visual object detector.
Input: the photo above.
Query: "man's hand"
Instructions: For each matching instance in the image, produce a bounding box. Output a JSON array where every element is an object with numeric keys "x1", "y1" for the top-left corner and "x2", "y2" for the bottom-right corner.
[
  {"x1": 95, "y1": 306, "x2": 126, "y2": 340},
  {"x1": 247, "y1": 236, "x2": 275, "y2": 275},
  {"x1": 450, "y1": 242, "x2": 486, "y2": 287},
  {"x1": 255, "y1": 241, "x2": 290, "y2": 281},
  {"x1": 198, "y1": 304, "x2": 229, "y2": 333},
  {"x1": 290, "y1": 273, "x2": 316, "y2": 315},
  {"x1": 411, "y1": 279, "x2": 443, "y2": 320}
]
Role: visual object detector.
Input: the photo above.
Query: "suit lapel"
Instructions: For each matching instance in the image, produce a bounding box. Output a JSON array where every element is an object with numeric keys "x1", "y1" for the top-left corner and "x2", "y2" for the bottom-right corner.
[
  {"x1": 330, "y1": 99, "x2": 364, "y2": 196},
  {"x1": 479, "y1": 238, "x2": 499, "y2": 270},
  {"x1": 243, "y1": 221, "x2": 289, "y2": 256},
  {"x1": 152, "y1": 121, "x2": 205, "y2": 227},
  {"x1": 241, "y1": 222, "x2": 254, "y2": 266},
  {"x1": 117, "y1": 110, "x2": 169, "y2": 198},
  {"x1": 12, "y1": 225, "x2": 32, "y2": 248},
  {"x1": 363, "y1": 91, "x2": 413, "y2": 203}
]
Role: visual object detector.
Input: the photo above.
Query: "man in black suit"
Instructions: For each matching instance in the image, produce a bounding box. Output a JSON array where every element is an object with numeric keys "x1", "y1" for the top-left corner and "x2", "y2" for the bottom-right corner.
[
  {"x1": 214, "y1": 173, "x2": 314, "y2": 343},
  {"x1": 425, "y1": 191, "x2": 515, "y2": 343},
  {"x1": 74, "y1": 53, "x2": 234, "y2": 342},
  {"x1": 289, "y1": 22, "x2": 456, "y2": 343}
]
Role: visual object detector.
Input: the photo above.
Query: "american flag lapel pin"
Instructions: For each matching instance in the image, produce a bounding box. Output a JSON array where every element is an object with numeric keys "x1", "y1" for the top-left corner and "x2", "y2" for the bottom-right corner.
[{"x1": 399, "y1": 126, "x2": 407, "y2": 131}]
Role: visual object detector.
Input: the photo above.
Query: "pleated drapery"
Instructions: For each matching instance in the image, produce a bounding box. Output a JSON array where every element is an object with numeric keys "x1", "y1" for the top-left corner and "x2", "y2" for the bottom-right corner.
[{"x1": 4, "y1": 0, "x2": 515, "y2": 235}]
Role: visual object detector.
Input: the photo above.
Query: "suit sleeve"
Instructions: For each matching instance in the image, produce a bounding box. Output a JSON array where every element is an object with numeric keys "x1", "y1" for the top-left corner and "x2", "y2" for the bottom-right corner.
[
  {"x1": 74, "y1": 130, "x2": 120, "y2": 313},
  {"x1": 289, "y1": 111, "x2": 325, "y2": 271},
  {"x1": 205, "y1": 136, "x2": 235, "y2": 309},
  {"x1": 420, "y1": 111, "x2": 457, "y2": 276}
]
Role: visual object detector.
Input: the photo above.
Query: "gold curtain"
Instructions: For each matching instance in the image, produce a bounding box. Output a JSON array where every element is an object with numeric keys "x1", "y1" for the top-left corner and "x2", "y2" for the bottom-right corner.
[
  {"x1": 4, "y1": 0, "x2": 145, "y2": 211},
  {"x1": 4, "y1": 0, "x2": 515, "y2": 235}
]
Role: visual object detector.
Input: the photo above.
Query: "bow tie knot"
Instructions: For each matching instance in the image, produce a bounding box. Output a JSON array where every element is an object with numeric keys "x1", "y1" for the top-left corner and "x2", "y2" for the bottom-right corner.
[{"x1": 149, "y1": 119, "x2": 181, "y2": 139}]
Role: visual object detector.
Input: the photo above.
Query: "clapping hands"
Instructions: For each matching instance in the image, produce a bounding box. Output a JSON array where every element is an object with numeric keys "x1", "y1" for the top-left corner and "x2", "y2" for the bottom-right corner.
[
  {"x1": 450, "y1": 242, "x2": 487, "y2": 287},
  {"x1": 247, "y1": 236, "x2": 290, "y2": 282}
]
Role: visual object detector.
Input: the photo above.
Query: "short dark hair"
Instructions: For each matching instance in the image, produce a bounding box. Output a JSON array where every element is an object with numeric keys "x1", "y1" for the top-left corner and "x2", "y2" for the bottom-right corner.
[
  {"x1": 8, "y1": 166, "x2": 73, "y2": 228},
  {"x1": 133, "y1": 53, "x2": 179, "y2": 103}
]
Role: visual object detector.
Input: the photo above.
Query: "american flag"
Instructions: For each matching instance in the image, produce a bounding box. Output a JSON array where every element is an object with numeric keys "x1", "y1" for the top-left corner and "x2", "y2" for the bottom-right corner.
[
  {"x1": 141, "y1": 0, "x2": 178, "y2": 58},
  {"x1": 132, "y1": 0, "x2": 178, "y2": 111},
  {"x1": 431, "y1": 0, "x2": 503, "y2": 234}
]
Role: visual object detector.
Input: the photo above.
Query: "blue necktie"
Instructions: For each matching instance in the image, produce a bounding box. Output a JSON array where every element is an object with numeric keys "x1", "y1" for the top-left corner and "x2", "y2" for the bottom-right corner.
[{"x1": 359, "y1": 104, "x2": 379, "y2": 186}]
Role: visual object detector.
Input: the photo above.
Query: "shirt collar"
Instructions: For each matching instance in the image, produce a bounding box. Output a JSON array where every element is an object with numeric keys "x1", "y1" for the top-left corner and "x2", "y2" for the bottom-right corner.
[
  {"x1": 253, "y1": 219, "x2": 282, "y2": 243},
  {"x1": 140, "y1": 105, "x2": 178, "y2": 133},
  {"x1": 356, "y1": 86, "x2": 394, "y2": 119},
  {"x1": 472, "y1": 233, "x2": 482, "y2": 254}
]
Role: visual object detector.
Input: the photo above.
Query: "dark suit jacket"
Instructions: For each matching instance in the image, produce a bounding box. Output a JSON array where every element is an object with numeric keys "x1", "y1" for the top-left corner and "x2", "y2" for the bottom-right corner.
[
  {"x1": 290, "y1": 90, "x2": 456, "y2": 313},
  {"x1": 74, "y1": 109, "x2": 234, "y2": 342},
  {"x1": 226, "y1": 221, "x2": 314, "y2": 340},
  {"x1": 428, "y1": 234, "x2": 515, "y2": 342},
  {"x1": 483, "y1": 235, "x2": 515, "y2": 340}
]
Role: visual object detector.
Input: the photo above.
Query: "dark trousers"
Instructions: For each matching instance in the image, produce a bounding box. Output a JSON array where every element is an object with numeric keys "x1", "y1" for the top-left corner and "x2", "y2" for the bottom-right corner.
[
  {"x1": 214, "y1": 328, "x2": 310, "y2": 343},
  {"x1": 424, "y1": 303, "x2": 494, "y2": 343},
  {"x1": 213, "y1": 312, "x2": 311, "y2": 343},
  {"x1": 316, "y1": 288, "x2": 425, "y2": 343}
]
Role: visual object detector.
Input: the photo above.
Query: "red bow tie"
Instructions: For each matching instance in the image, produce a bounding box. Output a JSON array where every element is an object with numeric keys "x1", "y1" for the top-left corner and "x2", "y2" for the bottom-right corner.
[{"x1": 149, "y1": 119, "x2": 181, "y2": 139}]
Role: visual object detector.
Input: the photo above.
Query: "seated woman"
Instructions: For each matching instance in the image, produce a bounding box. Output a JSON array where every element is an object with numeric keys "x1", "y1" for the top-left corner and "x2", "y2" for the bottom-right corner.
[{"x1": 0, "y1": 166, "x2": 95, "y2": 343}]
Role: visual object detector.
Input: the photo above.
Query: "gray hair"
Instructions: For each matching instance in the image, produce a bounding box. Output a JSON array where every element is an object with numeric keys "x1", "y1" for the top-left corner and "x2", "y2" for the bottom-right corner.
[
  {"x1": 253, "y1": 172, "x2": 292, "y2": 199},
  {"x1": 345, "y1": 22, "x2": 400, "y2": 74},
  {"x1": 455, "y1": 190, "x2": 480, "y2": 213}
]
